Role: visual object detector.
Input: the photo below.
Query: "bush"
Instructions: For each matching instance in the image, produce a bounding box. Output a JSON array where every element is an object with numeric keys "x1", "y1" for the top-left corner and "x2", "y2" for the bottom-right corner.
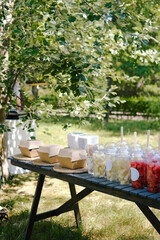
[{"x1": 111, "y1": 96, "x2": 160, "y2": 118}]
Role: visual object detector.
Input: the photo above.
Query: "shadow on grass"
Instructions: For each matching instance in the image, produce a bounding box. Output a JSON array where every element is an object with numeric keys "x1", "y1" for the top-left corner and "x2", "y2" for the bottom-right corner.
[
  {"x1": 0, "y1": 210, "x2": 91, "y2": 240},
  {"x1": 38, "y1": 116, "x2": 160, "y2": 134},
  {"x1": 0, "y1": 202, "x2": 155, "y2": 240},
  {"x1": 117, "y1": 234, "x2": 152, "y2": 240},
  {"x1": 6, "y1": 172, "x2": 38, "y2": 188}
]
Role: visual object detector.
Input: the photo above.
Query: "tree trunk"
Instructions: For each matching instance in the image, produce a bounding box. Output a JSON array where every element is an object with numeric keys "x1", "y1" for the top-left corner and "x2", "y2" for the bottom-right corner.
[
  {"x1": 105, "y1": 76, "x2": 113, "y2": 122},
  {"x1": 0, "y1": 108, "x2": 9, "y2": 179},
  {"x1": 0, "y1": 1, "x2": 15, "y2": 179}
]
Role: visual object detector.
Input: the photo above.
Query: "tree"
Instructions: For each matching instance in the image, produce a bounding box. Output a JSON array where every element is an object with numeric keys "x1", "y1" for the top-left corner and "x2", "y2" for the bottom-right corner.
[{"x1": 0, "y1": 0, "x2": 159, "y2": 177}]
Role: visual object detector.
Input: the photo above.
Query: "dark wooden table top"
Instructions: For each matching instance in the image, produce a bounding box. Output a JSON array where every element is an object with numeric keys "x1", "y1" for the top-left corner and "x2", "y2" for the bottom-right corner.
[{"x1": 11, "y1": 157, "x2": 160, "y2": 210}]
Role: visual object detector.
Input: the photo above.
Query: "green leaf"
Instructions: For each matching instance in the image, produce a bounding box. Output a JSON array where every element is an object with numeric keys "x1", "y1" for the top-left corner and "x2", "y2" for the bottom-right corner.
[
  {"x1": 69, "y1": 16, "x2": 76, "y2": 22},
  {"x1": 105, "y1": 2, "x2": 112, "y2": 8}
]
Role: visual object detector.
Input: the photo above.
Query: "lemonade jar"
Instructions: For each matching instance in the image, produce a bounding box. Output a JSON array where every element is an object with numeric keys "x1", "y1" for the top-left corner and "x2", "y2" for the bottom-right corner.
[
  {"x1": 117, "y1": 142, "x2": 131, "y2": 184},
  {"x1": 105, "y1": 143, "x2": 118, "y2": 181},
  {"x1": 92, "y1": 144, "x2": 106, "y2": 178}
]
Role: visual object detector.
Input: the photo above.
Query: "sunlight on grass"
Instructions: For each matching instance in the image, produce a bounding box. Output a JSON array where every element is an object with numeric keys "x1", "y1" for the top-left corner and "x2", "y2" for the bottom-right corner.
[
  {"x1": 36, "y1": 117, "x2": 160, "y2": 149},
  {"x1": 1, "y1": 172, "x2": 160, "y2": 239}
]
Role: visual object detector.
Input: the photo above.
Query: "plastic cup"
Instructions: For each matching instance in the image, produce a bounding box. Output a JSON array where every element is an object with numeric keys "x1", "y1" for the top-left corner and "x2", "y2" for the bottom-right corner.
[
  {"x1": 86, "y1": 156, "x2": 94, "y2": 175},
  {"x1": 147, "y1": 153, "x2": 160, "y2": 193},
  {"x1": 117, "y1": 142, "x2": 131, "y2": 184},
  {"x1": 105, "y1": 143, "x2": 118, "y2": 181},
  {"x1": 144, "y1": 145, "x2": 156, "y2": 186},
  {"x1": 92, "y1": 144, "x2": 106, "y2": 178},
  {"x1": 86, "y1": 144, "x2": 94, "y2": 174},
  {"x1": 130, "y1": 145, "x2": 145, "y2": 189}
]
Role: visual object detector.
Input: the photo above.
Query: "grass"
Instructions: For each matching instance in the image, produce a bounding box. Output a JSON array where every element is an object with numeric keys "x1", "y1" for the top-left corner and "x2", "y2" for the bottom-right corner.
[
  {"x1": 1, "y1": 117, "x2": 160, "y2": 240},
  {"x1": 37, "y1": 116, "x2": 160, "y2": 148}
]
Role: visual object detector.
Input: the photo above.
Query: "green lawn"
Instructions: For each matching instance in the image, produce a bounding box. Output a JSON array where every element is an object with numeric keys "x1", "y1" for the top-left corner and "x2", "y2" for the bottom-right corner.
[
  {"x1": 1, "y1": 117, "x2": 160, "y2": 240},
  {"x1": 37, "y1": 116, "x2": 160, "y2": 148}
]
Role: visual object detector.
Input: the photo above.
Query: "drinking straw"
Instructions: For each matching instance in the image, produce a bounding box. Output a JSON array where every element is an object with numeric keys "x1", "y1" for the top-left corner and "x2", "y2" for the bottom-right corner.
[
  {"x1": 147, "y1": 130, "x2": 150, "y2": 147},
  {"x1": 121, "y1": 126, "x2": 123, "y2": 143},
  {"x1": 134, "y1": 131, "x2": 137, "y2": 147}
]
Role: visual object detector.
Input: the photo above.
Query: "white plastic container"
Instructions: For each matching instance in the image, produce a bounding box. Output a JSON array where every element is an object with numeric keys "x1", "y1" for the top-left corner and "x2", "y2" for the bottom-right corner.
[
  {"x1": 78, "y1": 135, "x2": 99, "y2": 150},
  {"x1": 67, "y1": 132, "x2": 86, "y2": 149}
]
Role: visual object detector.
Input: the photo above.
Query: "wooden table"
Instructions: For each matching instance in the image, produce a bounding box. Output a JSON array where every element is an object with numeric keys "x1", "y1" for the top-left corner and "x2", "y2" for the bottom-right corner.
[{"x1": 11, "y1": 157, "x2": 160, "y2": 240}]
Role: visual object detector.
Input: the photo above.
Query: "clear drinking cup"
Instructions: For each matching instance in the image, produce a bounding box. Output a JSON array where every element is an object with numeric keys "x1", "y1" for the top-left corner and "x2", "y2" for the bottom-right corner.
[
  {"x1": 147, "y1": 152, "x2": 160, "y2": 193},
  {"x1": 92, "y1": 144, "x2": 106, "y2": 178},
  {"x1": 117, "y1": 142, "x2": 131, "y2": 184},
  {"x1": 86, "y1": 155, "x2": 94, "y2": 174},
  {"x1": 130, "y1": 145, "x2": 145, "y2": 189},
  {"x1": 105, "y1": 143, "x2": 118, "y2": 181},
  {"x1": 144, "y1": 145, "x2": 156, "y2": 186}
]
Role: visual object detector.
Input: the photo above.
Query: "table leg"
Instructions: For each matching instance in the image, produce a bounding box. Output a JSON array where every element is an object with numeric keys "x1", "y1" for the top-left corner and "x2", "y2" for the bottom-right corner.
[
  {"x1": 69, "y1": 183, "x2": 82, "y2": 227},
  {"x1": 24, "y1": 174, "x2": 45, "y2": 240},
  {"x1": 136, "y1": 202, "x2": 160, "y2": 234}
]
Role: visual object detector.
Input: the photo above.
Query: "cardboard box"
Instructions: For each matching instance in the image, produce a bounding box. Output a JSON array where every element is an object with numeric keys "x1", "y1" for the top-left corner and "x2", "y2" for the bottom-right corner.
[
  {"x1": 19, "y1": 146, "x2": 39, "y2": 158},
  {"x1": 38, "y1": 151, "x2": 58, "y2": 164},
  {"x1": 39, "y1": 144, "x2": 62, "y2": 156},
  {"x1": 38, "y1": 144, "x2": 63, "y2": 163},
  {"x1": 57, "y1": 156, "x2": 86, "y2": 169},
  {"x1": 19, "y1": 140, "x2": 43, "y2": 149},
  {"x1": 57, "y1": 148, "x2": 87, "y2": 169}
]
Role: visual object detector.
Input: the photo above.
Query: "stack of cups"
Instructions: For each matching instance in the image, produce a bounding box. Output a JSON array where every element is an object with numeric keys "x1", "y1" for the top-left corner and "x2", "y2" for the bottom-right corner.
[
  {"x1": 105, "y1": 143, "x2": 118, "y2": 181},
  {"x1": 92, "y1": 144, "x2": 106, "y2": 178}
]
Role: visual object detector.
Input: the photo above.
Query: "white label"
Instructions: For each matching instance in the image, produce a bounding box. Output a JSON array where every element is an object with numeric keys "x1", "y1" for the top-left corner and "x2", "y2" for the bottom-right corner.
[
  {"x1": 106, "y1": 159, "x2": 112, "y2": 171},
  {"x1": 131, "y1": 167, "x2": 139, "y2": 181}
]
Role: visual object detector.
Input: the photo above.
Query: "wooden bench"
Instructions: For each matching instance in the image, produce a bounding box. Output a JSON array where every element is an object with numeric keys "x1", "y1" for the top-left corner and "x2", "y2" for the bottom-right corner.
[{"x1": 11, "y1": 156, "x2": 160, "y2": 240}]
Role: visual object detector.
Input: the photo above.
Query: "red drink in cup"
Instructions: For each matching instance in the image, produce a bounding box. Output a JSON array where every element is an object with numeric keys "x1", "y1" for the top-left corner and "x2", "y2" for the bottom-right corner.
[
  {"x1": 131, "y1": 161, "x2": 145, "y2": 189},
  {"x1": 131, "y1": 145, "x2": 145, "y2": 189},
  {"x1": 147, "y1": 154, "x2": 160, "y2": 193},
  {"x1": 144, "y1": 145, "x2": 156, "y2": 186}
]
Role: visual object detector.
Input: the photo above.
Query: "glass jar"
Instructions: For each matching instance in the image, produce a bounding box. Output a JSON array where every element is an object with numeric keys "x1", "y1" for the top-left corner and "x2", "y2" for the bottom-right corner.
[{"x1": 92, "y1": 144, "x2": 106, "y2": 178}]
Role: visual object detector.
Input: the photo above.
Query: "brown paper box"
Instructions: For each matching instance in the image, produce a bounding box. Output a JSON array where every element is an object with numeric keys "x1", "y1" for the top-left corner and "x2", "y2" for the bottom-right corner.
[
  {"x1": 19, "y1": 146, "x2": 39, "y2": 158},
  {"x1": 38, "y1": 151, "x2": 58, "y2": 164},
  {"x1": 57, "y1": 156, "x2": 86, "y2": 169}
]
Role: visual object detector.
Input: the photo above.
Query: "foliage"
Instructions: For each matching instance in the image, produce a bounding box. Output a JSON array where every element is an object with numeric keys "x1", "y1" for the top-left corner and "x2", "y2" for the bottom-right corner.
[
  {"x1": 112, "y1": 96, "x2": 160, "y2": 118},
  {"x1": 0, "y1": 0, "x2": 159, "y2": 120}
]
